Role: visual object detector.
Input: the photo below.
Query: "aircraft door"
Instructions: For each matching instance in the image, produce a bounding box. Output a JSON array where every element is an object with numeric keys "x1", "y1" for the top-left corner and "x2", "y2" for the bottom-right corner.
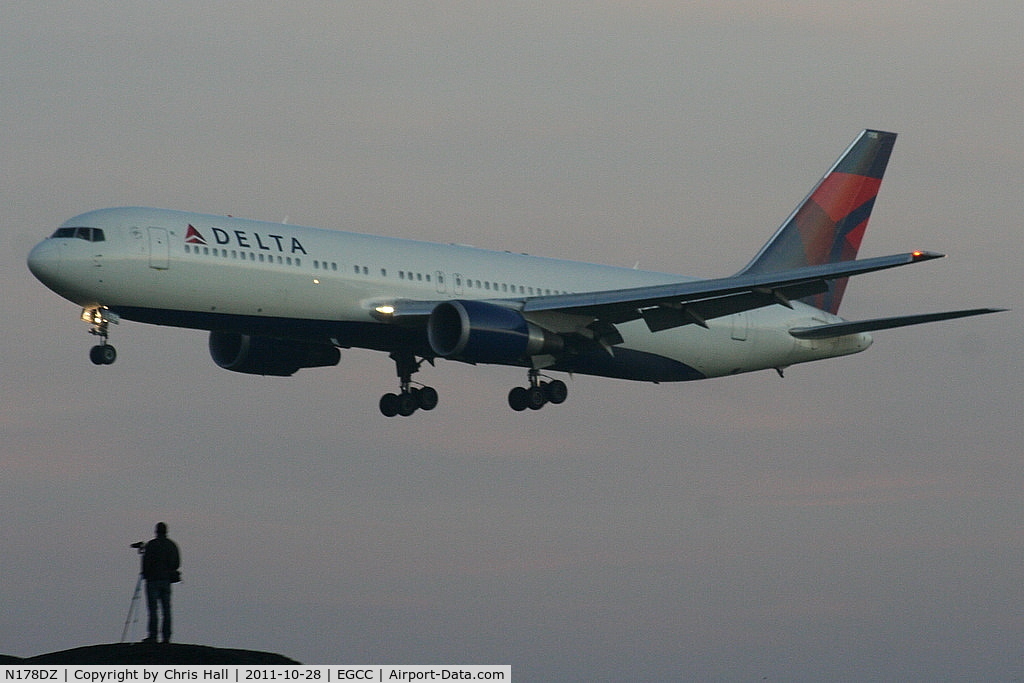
[
  {"x1": 435, "y1": 270, "x2": 447, "y2": 294},
  {"x1": 148, "y1": 227, "x2": 169, "y2": 270},
  {"x1": 731, "y1": 311, "x2": 748, "y2": 341}
]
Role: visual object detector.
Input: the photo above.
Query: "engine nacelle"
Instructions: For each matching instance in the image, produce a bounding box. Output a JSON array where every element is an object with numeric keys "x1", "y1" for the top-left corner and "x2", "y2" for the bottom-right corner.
[
  {"x1": 427, "y1": 300, "x2": 562, "y2": 363},
  {"x1": 209, "y1": 331, "x2": 340, "y2": 376}
]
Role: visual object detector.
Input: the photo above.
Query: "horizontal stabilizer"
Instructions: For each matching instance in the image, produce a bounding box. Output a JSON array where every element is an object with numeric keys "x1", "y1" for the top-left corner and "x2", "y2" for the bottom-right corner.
[{"x1": 789, "y1": 308, "x2": 1006, "y2": 340}]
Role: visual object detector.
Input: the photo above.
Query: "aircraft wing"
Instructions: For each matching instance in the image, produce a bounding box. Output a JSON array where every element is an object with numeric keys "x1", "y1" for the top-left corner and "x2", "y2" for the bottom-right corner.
[
  {"x1": 521, "y1": 250, "x2": 943, "y2": 332},
  {"x1": 380, "y1": 250, "x2": 944, "y2": 336}
]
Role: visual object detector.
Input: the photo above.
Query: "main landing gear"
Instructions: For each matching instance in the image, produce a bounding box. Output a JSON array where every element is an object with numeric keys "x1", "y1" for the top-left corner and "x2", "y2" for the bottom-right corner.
[
  {"x1": 379, "y1": 350, "x2": 439, "y2": 418},
  {"x1": 84, "y1": 307, "x2": 119, "y2": 365},
  {"x1": 378, "y1": 355, "x2": 570, "y2": 416},
  {"x1": 507, "y1": 369, "x2": 568, "y2": 412}
]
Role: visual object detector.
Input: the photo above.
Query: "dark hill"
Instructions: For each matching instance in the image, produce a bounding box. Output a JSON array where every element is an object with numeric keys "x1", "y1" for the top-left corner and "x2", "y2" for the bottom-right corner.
[{"x1": 2, "y1": 643, "x2": 298, "y2": 665}]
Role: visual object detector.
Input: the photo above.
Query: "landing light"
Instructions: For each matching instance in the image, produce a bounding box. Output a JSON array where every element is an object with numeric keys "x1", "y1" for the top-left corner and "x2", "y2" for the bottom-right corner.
[
  {"x1": 81, "y1": 307, "x2": 105, "y2": 324},
  {"x1": 375, "y1": 305, "x2": 396, "y2": 315},
  {"x1": 80, "y1": 306, "x2": 119, "y2": 325}
]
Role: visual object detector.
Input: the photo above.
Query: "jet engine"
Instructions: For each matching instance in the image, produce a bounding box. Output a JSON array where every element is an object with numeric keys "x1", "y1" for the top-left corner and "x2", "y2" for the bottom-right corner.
[
  {"x1": 427, "y1": 300, "x2": 562, "y2": 363},
  {"x1": 209, "y1": 331, "x2": 340, "y2": 376}
]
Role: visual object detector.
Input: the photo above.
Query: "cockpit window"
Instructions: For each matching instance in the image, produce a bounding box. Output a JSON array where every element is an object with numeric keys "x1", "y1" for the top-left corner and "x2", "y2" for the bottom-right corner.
[{"x1": 52, "y1": 227, "x2": 105, "y2": 242}]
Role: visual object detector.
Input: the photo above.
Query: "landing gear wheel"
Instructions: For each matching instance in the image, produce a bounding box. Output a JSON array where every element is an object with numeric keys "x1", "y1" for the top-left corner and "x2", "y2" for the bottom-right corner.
[
  {"x1": 89, "y1": 344, "x2": 117, "y2": 365},
  {"x1": 397, "y1": 392, "x2": 419, "y2": 417},
  {"x1": 417, "y1": 386, "x2": 439, "y2": 411},
  {"x1": 544, "y1": 379, "x2": 568, "y2": 404},
  {"x1": 379, "y1": 393, "x2": 400, "y2": 417},
  {"x1": 508, "y1": 386, "x2": 529, "y2": 412},
  {"x1": 526, "y1": 386, "x2": 547, "y2": 410}
]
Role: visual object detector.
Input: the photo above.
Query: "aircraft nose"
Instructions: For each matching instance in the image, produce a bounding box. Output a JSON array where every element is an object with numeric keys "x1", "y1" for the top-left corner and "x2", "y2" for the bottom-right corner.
[
  {"x1": 27, "y1": 239, "x2": 57, "y2": 281},
  {"x1": 27, "y1": 238, "x2": 70, "y2": 294},
  {"x1": 27, "y1": 240, "x2": 53, "y2": 280}
]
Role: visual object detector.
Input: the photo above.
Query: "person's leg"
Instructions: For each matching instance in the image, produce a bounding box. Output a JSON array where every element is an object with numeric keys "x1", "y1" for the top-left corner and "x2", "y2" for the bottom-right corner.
[{"x1": 159, "y1": 583, "x2": 172, "y2": 643}]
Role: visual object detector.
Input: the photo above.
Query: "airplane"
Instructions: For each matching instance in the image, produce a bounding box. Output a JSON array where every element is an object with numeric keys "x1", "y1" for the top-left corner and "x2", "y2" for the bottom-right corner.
[{"x1": 27, "y1": 129, "x2": 1002, "y2": 417}]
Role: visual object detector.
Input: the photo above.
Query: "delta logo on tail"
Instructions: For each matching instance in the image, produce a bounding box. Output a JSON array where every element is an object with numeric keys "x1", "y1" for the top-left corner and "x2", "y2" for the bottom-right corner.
[
  {"x1": 738, "y1": 130, "x2": 896, "y2": 314},
  {"x1": 185, "y1": 224, "x2": 207, "y2": 245}
]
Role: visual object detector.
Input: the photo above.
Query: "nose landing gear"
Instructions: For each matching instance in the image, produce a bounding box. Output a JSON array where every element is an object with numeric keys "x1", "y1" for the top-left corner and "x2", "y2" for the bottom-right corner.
[
  {"x1": 89, "y1": 343, "x2": 117, "y2": 365},
  {"x1": 83, "y1": 307, "x2": 119, "y2": 365}
]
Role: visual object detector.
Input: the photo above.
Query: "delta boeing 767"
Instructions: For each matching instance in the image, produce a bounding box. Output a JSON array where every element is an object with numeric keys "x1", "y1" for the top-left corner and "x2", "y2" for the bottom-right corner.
[{"x1": 27, "y1": 130, "x2": 1001, "y2": 416}]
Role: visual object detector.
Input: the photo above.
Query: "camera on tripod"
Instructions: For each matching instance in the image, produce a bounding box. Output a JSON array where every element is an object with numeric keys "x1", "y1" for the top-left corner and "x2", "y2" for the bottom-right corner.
[{"x1": 123, "y1": 543, "x2": 146, "y2": 641}]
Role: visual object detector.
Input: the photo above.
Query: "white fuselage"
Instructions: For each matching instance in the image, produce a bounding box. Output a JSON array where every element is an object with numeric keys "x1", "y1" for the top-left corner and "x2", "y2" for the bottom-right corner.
[{"x1": 27, "y1": 207, "x2": 870, "y2": 382}]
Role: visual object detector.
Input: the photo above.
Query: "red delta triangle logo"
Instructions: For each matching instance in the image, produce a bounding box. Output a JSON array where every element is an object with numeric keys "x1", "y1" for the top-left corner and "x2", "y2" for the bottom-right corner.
[{"x1": 185, "y1": 224, "x2": 207, "y2": 245}]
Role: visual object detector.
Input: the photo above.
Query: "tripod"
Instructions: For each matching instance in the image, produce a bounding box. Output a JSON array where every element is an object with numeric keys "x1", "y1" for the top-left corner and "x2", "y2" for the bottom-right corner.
[{"x1": 121, "y1": 572, "x2": 144, "y2": 642}]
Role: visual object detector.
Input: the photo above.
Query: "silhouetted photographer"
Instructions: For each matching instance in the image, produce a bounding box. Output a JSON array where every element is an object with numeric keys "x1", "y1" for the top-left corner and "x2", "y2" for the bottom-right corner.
[{"x1": 137, "y1": 522, "x2": 181, "y2": 644}]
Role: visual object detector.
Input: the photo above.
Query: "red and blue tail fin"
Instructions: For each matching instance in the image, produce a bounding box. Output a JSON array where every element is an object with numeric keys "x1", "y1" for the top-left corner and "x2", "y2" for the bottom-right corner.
[{"x1": 737, "y1": 129, "x2": 897, "y2": 314}]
